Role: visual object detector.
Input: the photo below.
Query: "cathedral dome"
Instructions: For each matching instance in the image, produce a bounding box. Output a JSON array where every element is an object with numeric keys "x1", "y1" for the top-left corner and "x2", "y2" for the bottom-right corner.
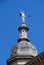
[
  {"x1": 10, "y1": 11, "x2": 38, "y2": 58},
  {"x1": 10, "y1": 41, "x2": 37, "y2": 58}
]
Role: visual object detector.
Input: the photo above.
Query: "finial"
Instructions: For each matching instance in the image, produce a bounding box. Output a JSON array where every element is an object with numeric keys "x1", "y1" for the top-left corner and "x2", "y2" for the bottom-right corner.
[{"x1": 20, "y1": 10, "x2": 26, "y2": 24}]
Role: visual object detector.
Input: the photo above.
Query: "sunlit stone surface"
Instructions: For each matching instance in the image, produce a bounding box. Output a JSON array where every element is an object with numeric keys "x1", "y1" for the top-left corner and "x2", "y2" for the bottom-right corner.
[{"x1": 10, "y1": 41, "x2": 37, "y2": 58}]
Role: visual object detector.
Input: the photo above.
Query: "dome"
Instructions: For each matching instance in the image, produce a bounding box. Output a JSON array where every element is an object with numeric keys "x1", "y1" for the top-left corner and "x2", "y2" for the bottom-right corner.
[{"x1": 10, "y1": 41, "x2": 37, "y2": 58}]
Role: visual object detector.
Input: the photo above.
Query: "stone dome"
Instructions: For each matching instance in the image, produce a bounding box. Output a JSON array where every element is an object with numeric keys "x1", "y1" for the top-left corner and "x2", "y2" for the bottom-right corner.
[{"x1": 10, "y1": 41, "x2": 37, "y2": 58}]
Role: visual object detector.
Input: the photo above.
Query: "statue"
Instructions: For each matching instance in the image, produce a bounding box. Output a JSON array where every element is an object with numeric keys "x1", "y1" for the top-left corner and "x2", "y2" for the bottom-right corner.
[{"x1": 20, "y1": 11, "x2": 26, "y2": 23}]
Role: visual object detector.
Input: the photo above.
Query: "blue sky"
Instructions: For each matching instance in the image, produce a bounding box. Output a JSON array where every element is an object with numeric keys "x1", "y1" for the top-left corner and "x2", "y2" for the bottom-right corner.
[{"x1": 0, "y1": 0, "x2": 44, "y2": 65}]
